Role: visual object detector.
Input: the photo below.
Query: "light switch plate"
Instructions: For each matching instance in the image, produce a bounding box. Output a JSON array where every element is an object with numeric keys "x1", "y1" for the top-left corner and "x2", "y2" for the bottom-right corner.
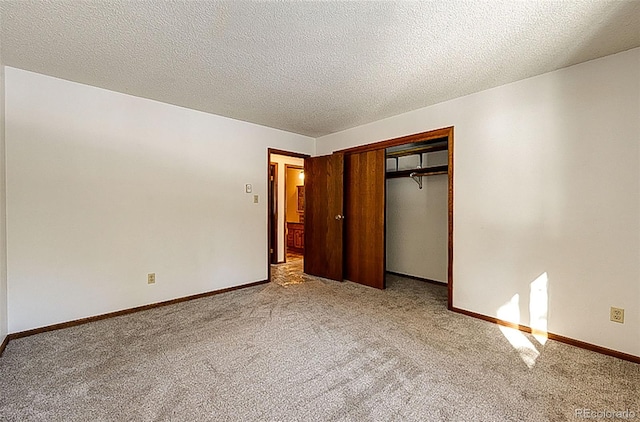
[{"x1": 245, "y1": 184, "x2": 252, "y2": 193}]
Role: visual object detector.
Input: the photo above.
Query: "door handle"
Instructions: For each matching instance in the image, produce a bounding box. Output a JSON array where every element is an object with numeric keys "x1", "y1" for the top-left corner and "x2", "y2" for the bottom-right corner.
[{"x1": 335, "y1": 214, "x2": 345, "y2": 220}]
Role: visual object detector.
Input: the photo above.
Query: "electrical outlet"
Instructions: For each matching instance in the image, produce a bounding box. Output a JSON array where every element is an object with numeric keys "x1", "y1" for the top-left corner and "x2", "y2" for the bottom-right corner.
[
  {"x1": 253, "y1": 194, "x2": 259, "y2": 203},
  {"x1": 148, "y1": 273, "x2": 156, "y2": 285},
  {"x1": 610, "y1": 307, "x2": 624, "y2": 323}
]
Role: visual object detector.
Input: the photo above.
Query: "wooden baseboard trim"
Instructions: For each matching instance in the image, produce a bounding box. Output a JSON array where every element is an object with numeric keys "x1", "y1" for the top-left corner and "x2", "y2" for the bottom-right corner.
[
  {"x1": 451, "y1": 306, "x2": 640, "y2": 364},
  {"x1": 7, "y1": 279, "x2": 269, "y2": 341},
  {"x1": 0, "y1": 335, "x2": 8, "y2": 357},
  {"x1": 386, "y1": 271, "x2": 447, "y2": 287}
]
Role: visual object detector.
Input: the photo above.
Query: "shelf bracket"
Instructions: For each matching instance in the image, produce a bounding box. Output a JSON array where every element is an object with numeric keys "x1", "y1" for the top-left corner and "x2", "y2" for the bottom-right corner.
[{"x1": 409, "y1": 171, "x2": 423, "y2": 189}]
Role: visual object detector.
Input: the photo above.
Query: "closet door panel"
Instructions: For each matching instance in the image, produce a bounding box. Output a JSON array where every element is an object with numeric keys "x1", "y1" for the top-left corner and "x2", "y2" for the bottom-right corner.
[
  {"x1": 344, "y1": 149, "x2": 386, "y2": 289},
  {"x1": 304, "y1": 153, "x2": 344, "y2": 281}
]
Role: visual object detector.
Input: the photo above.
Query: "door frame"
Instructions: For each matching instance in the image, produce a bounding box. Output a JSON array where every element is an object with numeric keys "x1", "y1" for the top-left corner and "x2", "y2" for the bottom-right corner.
[
  {"x1": 335, "y1": 126, "x2": 454, "y2": 309},
  {"x1": 267, "y1": 148, "x2": 311, "y2": 282},
  {"x1": 269, "y1": 162, "x2": 278, "y2": 264}
]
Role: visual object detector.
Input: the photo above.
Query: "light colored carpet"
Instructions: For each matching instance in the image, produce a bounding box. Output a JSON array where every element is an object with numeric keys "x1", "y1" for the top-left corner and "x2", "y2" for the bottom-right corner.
[{"x1": 0, "y1": 260, "x2": 638, "y2": 421}]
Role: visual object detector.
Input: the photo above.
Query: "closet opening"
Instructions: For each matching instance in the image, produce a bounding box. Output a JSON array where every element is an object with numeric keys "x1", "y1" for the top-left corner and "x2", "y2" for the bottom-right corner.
[
  {"x1": 385, "y1": 137, "x2": 449, "y2": 288},
  {"x1": 334, "y1": 126, "x2": 453, "y2": 308}
]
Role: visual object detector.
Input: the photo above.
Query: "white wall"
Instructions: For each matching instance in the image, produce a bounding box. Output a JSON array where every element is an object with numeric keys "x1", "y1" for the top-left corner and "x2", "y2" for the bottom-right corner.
[
  {"x1": 386, "y1": 151, "x2": 448, "y2": 282},
  {"x1": 285, "y1": 166, "x2": 304, "y2": 224},
  {"x1": 0, "y1": 39, "x2": 7, "y2": 342},
  {"x1": 317, "y1": 48, "x2": 640, "y2": 357},
  {"x1": 5, "y1": 68, "x2": 314, "y2": 333},
  {"x1": 270, "y1": 154, "x2": 304, "y2": 262}
]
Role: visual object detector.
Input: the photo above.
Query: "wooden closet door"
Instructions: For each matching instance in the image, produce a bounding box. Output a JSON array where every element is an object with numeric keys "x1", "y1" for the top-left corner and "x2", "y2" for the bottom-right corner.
[
  {"x1": 304, "y1": 154, "x2": 344, "y2": 281},
  {"x1": 344, "y1": 149, "x2": 386, "y2": 289}
]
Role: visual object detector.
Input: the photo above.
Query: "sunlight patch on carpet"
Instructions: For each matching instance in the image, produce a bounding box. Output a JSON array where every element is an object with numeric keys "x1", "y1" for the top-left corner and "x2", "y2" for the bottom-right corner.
[{"x1": 497, "y1": 294, "x2": 540, "y2": 369}]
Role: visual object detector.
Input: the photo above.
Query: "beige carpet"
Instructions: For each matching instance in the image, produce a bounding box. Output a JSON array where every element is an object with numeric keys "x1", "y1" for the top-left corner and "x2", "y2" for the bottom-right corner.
[{"x1": 0, "y1": 260, "x2": 638, "y2": 421}]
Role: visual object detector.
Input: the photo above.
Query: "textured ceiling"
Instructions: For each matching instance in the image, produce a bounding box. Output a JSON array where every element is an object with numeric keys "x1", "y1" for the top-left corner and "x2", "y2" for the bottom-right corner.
[{"x1": 1, "y1": 1, "x2": 639, "y2": 137}]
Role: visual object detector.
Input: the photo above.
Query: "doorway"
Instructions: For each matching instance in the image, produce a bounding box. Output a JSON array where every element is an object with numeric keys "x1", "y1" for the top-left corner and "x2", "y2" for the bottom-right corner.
[
  {"x1": 267, "y1": 149, "x2": 310, "y2": 282},
  {"x1": 284, "y1": 164, "x2": 305, "y2": 261}
]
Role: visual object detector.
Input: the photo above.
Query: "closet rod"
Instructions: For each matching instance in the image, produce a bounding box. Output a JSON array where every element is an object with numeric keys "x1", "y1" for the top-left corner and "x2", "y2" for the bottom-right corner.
[{"x1": 385, "y1": 165, "x2": 448, "y2": 179}]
